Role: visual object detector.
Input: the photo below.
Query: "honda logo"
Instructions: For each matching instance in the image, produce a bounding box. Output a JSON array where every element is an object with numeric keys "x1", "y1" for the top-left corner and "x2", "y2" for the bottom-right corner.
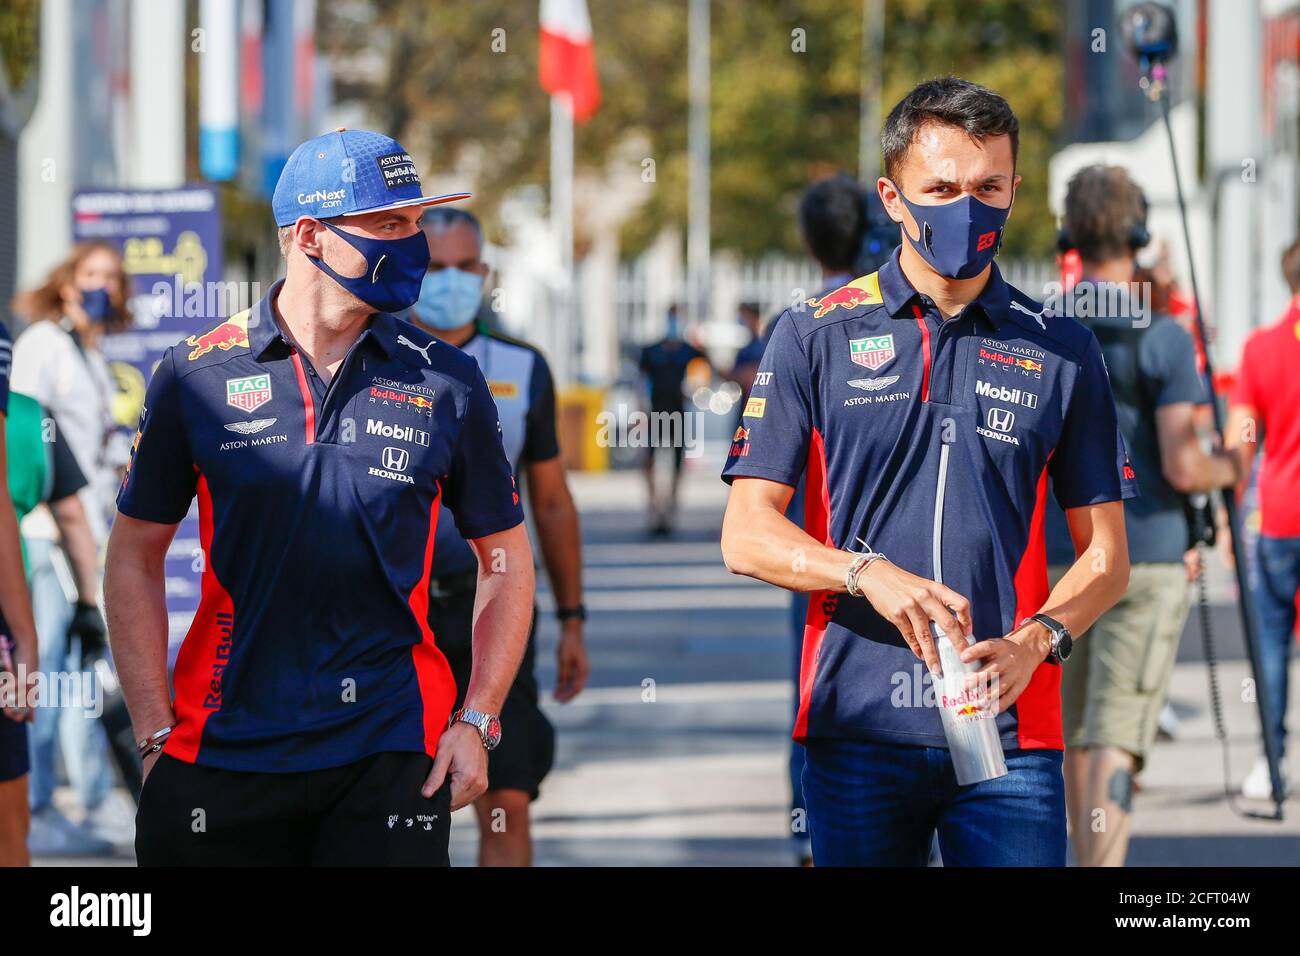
[
  {"x1": 382, "y1": 446, "x2": 409, "y2": 472},
  {"x1": 986, "y1": 407, "x2": 1015, "y2": 433}
]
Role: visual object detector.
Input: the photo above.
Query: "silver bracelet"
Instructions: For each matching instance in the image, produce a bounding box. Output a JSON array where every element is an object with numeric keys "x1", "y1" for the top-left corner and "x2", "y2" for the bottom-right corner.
[
  {"x1": 845, "y1": 551, "x2": 887, "y2": 597},
  {"x1": 136, "y1": 726, "x2": 173, "y2": 759}
]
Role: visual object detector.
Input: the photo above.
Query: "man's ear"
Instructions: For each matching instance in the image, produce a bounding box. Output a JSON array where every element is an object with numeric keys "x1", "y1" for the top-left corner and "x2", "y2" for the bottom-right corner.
[
  {"x1": 294, "y1": 218, "x2": 325, "y2": 258},
  {"x1": 878, "y1": 176, "x2": 920, "y2": 242}
]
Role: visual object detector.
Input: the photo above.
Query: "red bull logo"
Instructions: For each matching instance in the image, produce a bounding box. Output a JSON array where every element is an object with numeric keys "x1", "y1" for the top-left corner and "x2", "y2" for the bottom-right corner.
[
  {"x1": 409, "y1": 395, "x2": 433, "y2": 410},
  {"x1": 806, "y1": 274, "x2": 882, "y2": 319},
  {"x1": 186, "y1": 321, "x2": 249, "y2": 361},
  {"x1": 1013, "y1": 357, "x2": 1043, "y2": 373}
]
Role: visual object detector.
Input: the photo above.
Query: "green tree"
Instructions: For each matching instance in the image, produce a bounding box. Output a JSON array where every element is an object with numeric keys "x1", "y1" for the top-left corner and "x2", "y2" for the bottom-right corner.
[{"x1": 319, "y1": 0, "x2": 1062, "y2": 260}]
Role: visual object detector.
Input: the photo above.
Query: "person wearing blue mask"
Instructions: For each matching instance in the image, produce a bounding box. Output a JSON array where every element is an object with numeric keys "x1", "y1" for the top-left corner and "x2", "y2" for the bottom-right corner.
[
  {"x1": 720, "y1": 78, "x2": 1136, "y2": 866},
  {"x1": 10, "y1": 241, "x2": 129, "y2": 855},
  {"x1": 107, "y1": 129, "x2": 536, "y2": 866},
  {"x1": 408, "y1": 207, "x2": 588, "y2": 866}
]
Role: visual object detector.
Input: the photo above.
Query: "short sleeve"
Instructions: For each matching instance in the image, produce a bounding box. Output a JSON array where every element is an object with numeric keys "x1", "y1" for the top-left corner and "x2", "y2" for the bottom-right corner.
[
  {"x1": 0, "y1": 324, "x2": 10, "y2": 415},
  {"x1": 1231, "y1": 333, "x2": 1264, "y2": 413},
  {"x1": 1145, "y1": 320, "x2": 1206, "y2": 407},
  {"x1": 442, "y1": 366, "x2": 525, "y2": 540},
  {"x1": 46, "y1": 412, "x2": 88, "y2": 502},
  {"x1": 721, "y1": 311, "x2": 813, "y2": 488},
  {"x1": 116, "y1": 350, "x2": 198, "y2": 524},
  {"x1": 520, "y1": 350, "x2": 560, "y2": 464},
  {"x1": 1050, "y1": 332, "x2": 1141, "y2": 510}
]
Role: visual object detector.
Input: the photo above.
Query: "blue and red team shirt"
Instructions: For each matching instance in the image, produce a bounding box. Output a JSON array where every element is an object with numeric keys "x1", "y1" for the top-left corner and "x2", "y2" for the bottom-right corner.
[
  {"x1": 117, "y1": 280, "x2": 523, "y2": 772},
  {"x1": 722, "y1": 249, "x2": 1138, "y2": 751}
]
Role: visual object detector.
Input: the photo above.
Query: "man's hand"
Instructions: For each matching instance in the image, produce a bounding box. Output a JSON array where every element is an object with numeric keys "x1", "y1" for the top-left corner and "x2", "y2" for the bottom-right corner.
[
  {"x1": 423, "y1": 721, "x2": 488, "y2": 809},
  {"x1": 855, "y1": 560, "x2": 973, "y2": 675},
  {"x1": 1, "y1": 638, "x2": 37, "y2": 722},
  {"x1": 960, "y1": 622, "x2": 1052, "y2": 713},
  {"x1": 553, "y1": 619, "x2": 589, "y2": 703}
]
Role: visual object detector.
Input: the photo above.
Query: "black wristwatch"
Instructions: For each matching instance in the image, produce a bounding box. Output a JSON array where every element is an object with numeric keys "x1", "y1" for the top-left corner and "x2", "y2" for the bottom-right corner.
[
  {"x1": 556, "y1": 604, "x2": 587, "y2": 623},
  {"x1": 1025, "y1": 613, "x2": 1073, "y2": 665}
]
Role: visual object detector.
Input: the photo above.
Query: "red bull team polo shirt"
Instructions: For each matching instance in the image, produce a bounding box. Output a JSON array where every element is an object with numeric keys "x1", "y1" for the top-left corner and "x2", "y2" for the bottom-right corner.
[
  {"x1": 117, "y1": 279, "x2": 523, "y2": 772},
  {"x1": 723, "y1": 248, "x2": 1138, "y2": 751}
]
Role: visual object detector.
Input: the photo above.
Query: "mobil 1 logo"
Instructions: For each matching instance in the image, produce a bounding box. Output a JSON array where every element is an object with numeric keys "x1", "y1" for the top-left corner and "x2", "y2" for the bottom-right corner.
[{"x1": 974, "y1": 379, "x2": 1038, "y2": 409}]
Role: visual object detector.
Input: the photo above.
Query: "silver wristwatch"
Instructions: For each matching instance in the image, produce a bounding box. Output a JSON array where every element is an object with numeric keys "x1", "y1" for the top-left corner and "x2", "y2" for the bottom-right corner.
[{"x1": 450, "y1": 708, "x2": 502, "y2": 750}]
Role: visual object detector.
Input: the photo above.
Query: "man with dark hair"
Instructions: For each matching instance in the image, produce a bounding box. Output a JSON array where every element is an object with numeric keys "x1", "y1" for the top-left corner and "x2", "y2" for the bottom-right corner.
[
  {"x1": 639, "y1": 305, "x2": 706, "y2": 536},
  {"x1": 797, "y1": 174, "x2": 868, "y2": 277},
  {"x1": 1046, "y1": 164, "x2": 1239, "y2": 866},
  {"x1": 1226, "y1": 236, "x2": 1300, "y2": 801},
  {"x1": 721, "y1": 77, "x2": 1135, "y2": 866}
]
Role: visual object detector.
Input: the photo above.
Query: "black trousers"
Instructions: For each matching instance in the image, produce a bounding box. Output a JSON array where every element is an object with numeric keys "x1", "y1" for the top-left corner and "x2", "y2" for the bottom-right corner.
[{"x1": 135, "y1": 751, "x2": 451, "y2": 866}]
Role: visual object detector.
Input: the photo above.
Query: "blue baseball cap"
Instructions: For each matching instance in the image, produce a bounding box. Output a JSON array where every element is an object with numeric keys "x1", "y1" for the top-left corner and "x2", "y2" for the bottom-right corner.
[{"x1": 271, "y1": 128, "x2": 470, "y2": 227}]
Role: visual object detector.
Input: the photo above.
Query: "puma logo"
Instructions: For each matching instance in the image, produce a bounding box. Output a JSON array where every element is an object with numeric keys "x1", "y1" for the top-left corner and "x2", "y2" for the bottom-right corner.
[
  {"x1": 1010, "y1": 300, "x2": 1047, "y2": 331},
  {"x1": 397, "y1": 334, "x2": 434, "y2": 365}
]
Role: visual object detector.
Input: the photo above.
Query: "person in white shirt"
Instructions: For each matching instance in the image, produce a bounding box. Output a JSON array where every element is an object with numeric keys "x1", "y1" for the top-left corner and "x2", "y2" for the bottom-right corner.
[{"x1": 9, "y1": 241, "x2": 131, "y2": 855}]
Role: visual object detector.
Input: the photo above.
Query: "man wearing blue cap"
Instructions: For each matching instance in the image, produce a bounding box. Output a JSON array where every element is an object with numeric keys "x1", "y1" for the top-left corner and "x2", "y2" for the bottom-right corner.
[{"x1": 105, "y1": 129, "x2": 536, "y2": 866}]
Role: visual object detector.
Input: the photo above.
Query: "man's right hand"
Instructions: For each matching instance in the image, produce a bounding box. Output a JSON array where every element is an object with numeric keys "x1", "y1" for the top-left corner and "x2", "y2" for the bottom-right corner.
[{"x1": 853, "y1": 559, "x2": 973, "y2": 675}]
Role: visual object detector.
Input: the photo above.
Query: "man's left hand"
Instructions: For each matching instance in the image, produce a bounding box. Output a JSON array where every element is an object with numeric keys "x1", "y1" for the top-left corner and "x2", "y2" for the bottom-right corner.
[
  {"x1": 423, "y1": 721, "x2": 488, "y2": 809},
  {"x1": 554, "y1": 620, "x2": 589, "y2": 703},
  {"x1": 959, "y1": 622, "x2": 1052, "y2": 714}
]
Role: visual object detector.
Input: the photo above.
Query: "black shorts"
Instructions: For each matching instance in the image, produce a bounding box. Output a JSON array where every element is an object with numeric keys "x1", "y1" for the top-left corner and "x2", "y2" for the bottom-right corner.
[
  {"x1": 135, "y1": 751, "x2": 451, "y2": 866},
  {"x1": 429, "y1": 589, "x2": 555, "y2": 801},
  {"x1": 0, "y1": 714, "x2": 28, "y2": 783}
]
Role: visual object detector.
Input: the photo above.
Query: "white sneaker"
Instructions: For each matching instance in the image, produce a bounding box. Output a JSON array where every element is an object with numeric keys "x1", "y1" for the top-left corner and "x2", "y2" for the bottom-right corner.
[
  {"x1": 1156, "y1": 702, "x2": 1180, "y2": 740},
  {"x1": 27, "y1": 805, "x2": 115, "y2": 857},
  {"x1": 1240, "y1": 755, "x2": 1290, "y2": 800}
]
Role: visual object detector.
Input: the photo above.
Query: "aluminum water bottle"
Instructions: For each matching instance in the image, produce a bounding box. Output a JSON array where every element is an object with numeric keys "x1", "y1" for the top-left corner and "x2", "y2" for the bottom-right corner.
[{"x1": 931, "y1": 623, "x2": 1007, "y2": 785}]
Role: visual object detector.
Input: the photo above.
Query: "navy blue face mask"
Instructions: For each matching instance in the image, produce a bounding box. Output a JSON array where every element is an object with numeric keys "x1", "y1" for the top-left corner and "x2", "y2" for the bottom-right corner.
[
  {"x1": 309, "y1": 221, "x2": 431, "y2": 314},
  {"x1": 80, "y1": 287, "x2": 113, "y2": 323},
  {"x1": 893, "y1": 184, "x2": 1010, "y2": 280}
]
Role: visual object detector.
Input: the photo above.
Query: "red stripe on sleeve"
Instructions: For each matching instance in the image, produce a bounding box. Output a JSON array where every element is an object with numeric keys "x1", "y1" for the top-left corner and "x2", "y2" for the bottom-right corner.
[
  {"x1": 794, "y1": 427, "x2": 834, "y2": 742},
  {"x1": 165, "y1": 475, "x2": 234, "y2": 763},
  {"x1": 1013, "y1": 463, "x2": 1064, "y2": 750},
  {"x1": 407, "y1": 484, "x2": 457, "y2": 756}
]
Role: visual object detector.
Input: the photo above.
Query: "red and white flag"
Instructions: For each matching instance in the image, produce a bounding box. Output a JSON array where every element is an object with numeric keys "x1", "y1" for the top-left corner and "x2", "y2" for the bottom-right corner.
[{"x1": 539, "y1": 0, "x2": 600, "y2": 122}]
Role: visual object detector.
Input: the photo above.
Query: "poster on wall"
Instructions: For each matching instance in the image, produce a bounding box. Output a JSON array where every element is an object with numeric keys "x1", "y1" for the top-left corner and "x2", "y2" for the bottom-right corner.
[{"x1": 71, "y1": 185, "x2": 225, "y2": 649}]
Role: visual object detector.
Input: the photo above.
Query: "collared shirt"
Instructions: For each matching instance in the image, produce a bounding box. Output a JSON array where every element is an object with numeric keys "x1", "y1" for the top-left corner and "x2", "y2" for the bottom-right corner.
[
  {"x1": 117, "y1": 280, "x2": 523, "y2": 772},
  {"x1": 429, "y1": 323, "x2": 560, "y2": 578},
  {"x1": 1232, "y1": 297, "x2": 1300, "y2": 537},
  {"x1": 722, "y1": 248, "x2": 1137, "y2": 751}
]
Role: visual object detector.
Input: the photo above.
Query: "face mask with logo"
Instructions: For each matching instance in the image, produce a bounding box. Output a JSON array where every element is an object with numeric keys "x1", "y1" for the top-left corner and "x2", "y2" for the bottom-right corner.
[
  {"x1": 308, "y1": 221, "x2": 431, "y2": 313},
  {"x1": 893, "y1": 184, "x2": 1010, "y2": 280},
  {"x1": 412, "y1": 268, "x2": 483, "y2": 330},
  {"x1": 79, "y1": 287, "x2": 113, "y2": 323}
]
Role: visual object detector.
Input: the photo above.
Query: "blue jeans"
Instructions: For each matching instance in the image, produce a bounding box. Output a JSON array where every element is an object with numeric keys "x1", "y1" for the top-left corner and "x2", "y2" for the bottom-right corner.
[
  {"x1": 26, "y1": 537, "x2": 112, "y2": 813},
  {"x1": 1254, "y1": 535, "x2": 1300, "y2": 756},
  {"x1": 801, "y1": 738, "x2": 1066, "y2": 866}
]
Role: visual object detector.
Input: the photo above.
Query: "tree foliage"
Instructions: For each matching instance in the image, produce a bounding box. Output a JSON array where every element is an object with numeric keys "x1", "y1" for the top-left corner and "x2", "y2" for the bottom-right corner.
[{"x1": 319, "y1": 0, "x2": 1062, "y2": 260}]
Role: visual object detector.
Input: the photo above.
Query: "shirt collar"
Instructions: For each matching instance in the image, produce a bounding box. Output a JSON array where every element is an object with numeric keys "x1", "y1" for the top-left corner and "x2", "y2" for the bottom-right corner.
[
  {"x1": 250, "y1": 278, "x2": 397, "y2": 361},
  {"x1": 876, "y1": 246, "x2": 1011, "y2": 330}
]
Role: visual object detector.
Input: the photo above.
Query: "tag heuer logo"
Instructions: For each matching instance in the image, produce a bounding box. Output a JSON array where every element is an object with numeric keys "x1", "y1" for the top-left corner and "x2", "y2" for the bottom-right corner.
[
  {"x1": 849, "y1": 335, "x2": 895, "y2": 370},
  {"x1": 226, "y1": 374, "x2": 273, "y2": 413}
]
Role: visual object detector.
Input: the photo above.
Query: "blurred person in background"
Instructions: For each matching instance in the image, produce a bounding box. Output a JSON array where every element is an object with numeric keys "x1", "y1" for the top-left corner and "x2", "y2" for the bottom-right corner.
[
  {"x1": 408, "y1": 207, "x2": 588, "y2": 866},
  {"x1": 638, "y1": 304, "x2": 706, "y2": 536},
  {"x1": 1045, "y1": 165, "x2": 1240, "y2": 867},
  {"x1": 779, "y1": 173, "x2": 870, "y2": 865},
  {"x1": 729, "y1": 302, "x2": 765, "y2": 398},
  {"x1": 0, "y1": 322, "x2": 41, "y2": 866},
  {"x1": 9, "y1": 242, "x2": 126, "y2": 854},
  {"x1": 3, "y1": 391, "x2": 105, "y2": 862},
  {"x1": 1225, "y1": 237, "x2": 1300, "y2": 800}
]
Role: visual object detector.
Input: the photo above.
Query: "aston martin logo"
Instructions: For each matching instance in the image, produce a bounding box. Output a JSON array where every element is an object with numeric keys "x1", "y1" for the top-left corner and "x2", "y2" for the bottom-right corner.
[
  {"x1": 846, "y1": 376, "x2": 900, "y2": 392},
  {"x1": 223, "y1": 418, "x2": 277, "y2": 435}
]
